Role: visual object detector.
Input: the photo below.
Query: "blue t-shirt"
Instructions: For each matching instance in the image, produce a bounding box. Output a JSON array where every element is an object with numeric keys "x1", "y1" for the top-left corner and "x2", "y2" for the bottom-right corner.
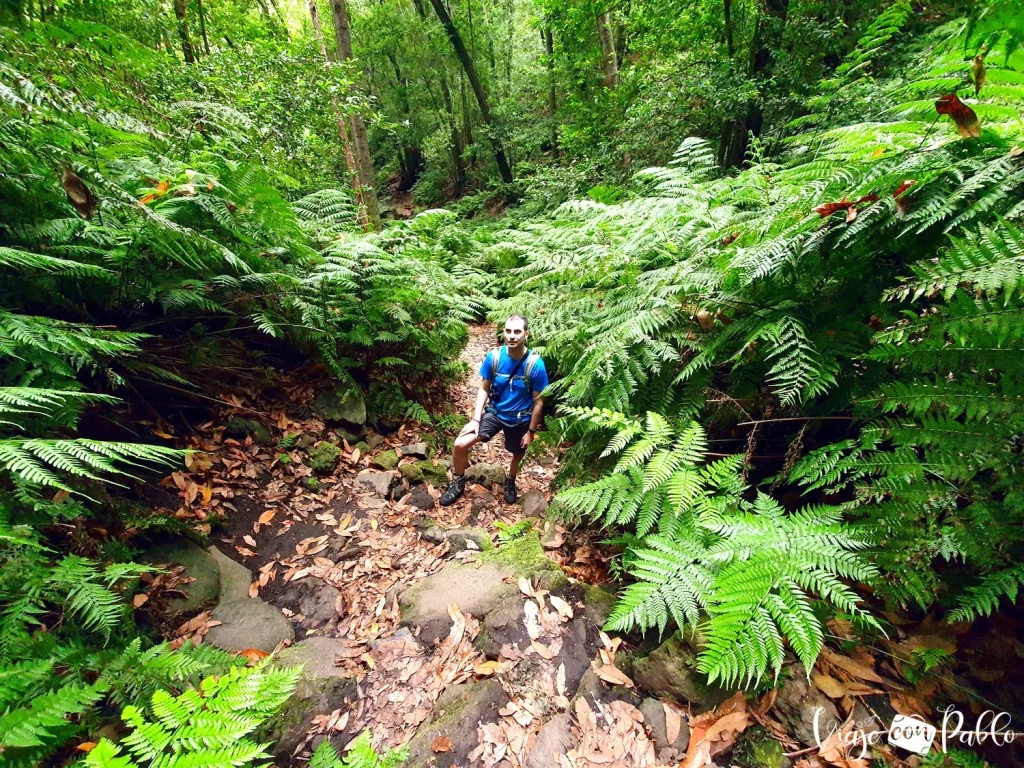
[{"x1": 480, "y1": 346, "x2": 549, "y2": 425}]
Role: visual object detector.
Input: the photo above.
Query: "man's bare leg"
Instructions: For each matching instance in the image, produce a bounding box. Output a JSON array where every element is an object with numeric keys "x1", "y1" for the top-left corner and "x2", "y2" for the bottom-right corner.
[
  {"x1": 509, "y1": 452, "x2": 523, "y2": 480},
  {"x1": 452, "y1": 431, "x2": 480, "y2": 476}
]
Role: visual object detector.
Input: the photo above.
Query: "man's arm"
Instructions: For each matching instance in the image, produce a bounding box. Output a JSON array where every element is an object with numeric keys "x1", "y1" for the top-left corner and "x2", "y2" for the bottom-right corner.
[
  {"x1": 521, "y1": 393, "x2": 544, "y2": 449},
  {"x1": 462, "y1": 380, "x2": 491, "y2": 435}
]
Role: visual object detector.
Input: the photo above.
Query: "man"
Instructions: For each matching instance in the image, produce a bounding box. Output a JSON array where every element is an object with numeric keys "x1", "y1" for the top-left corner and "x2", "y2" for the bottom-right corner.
[{"x1": 440, "y1": 315, "x2": 549, "y2": 506}]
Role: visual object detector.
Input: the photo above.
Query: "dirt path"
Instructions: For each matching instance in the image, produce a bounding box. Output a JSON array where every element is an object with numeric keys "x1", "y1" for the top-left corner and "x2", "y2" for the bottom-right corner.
[{"x1": 141, "y1": 324, "x2": 576, "y2": 761}]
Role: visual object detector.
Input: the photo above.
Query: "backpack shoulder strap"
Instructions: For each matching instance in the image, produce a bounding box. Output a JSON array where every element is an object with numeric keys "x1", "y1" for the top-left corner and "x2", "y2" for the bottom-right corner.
[
  {"x1": 488, "y1": 347, "x2": 502, "y2": 375},
  {"x1": 524, "y1": 351, "x2": 540, "y2": 388}
]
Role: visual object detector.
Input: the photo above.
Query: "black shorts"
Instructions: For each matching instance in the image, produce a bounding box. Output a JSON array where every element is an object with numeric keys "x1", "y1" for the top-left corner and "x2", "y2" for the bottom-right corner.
[{"x1": 478, "y1": 412, "x2": 530, "y2": 456}]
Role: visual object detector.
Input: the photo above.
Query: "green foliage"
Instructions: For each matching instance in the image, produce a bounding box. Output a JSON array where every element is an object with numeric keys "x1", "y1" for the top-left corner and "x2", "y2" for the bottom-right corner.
[
  {"x1": 497, "y1": 1, "x2": 1024, "y2": 689},
  {"x1": 559, "y1": 411, "x2": 877, "y2": 686},
  {"x1": 310, "y1": 731, "x2": 408, "y2": 768},
  {"x1": 495, "y1": 518, "x2": 534, "y2": 544},
  {"x1": 83, "y1": 663, "x2": 300, "y2": 768}
]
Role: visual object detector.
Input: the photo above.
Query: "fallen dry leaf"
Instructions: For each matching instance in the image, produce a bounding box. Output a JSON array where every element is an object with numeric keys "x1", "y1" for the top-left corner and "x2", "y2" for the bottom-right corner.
[
  {"x1": 431, "y1": 736, "x2": 453, "y2": 753},
  {"x1": 593, "y1": 662, "x2": 634, "y2": 688}
]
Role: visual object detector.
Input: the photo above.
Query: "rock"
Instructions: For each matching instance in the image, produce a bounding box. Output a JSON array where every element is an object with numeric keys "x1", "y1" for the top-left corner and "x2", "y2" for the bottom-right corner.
[
  {"x1": 520, "y1": 489, "x2": 548, "y2": 518},
  {"x1": 366, "y1": 434, "x2": 384, "y2": 450},
  {"x1": 581, "y1": 584, "x2": 618, "y2": 628},
  {"x1": 422, "y1": 527, "x2": 493, "y2": 553},
  {"x1": 401, "y1": 534, "x2": 563, "y2": 644},
  {"x1": 266, "y1": 637, "x2": 357, "y2": 758},
  {"x1": 400, "y1": 442, "x2": 429, "y2": 458},
  {"x1": 335, "y1": 426, "x2": 366, "y2": 443},
  {"x1": 474, "y1": 593, "x2": 530, "y2": 659},
  {"x1": 142, "y1": 539, "x2": 219, "y2": 613},
  {"x1": 470, "y1": 492, "x2": 497, "y2": 519},
  {"x1": 633, "y1": 632, "x2": 734, "y2": 709},
  {"x1": 639, "y1": 698, "x2": 690, "y2": 753},
  {"x1": 399, "y1": 459, "x2": 449, "y2": 486},
  {"x1": 486, "y1": 532, "x2": 564, "y2": 580},
  {"x1": 308, "y1": 442, "x2": 341, "y2": 473},
  {"x1": 408, "y1": 486, "x2": 435, "y2": 511},
  {"x1": 302, "y1": 476, "x2": 321, "y2": 492},
  {"x1": 207, "y1": 599, "x2": 295, "y2": 653},
  {"x1": 405, "y1": 679, "x2": 507, "y2": 768},
  {"x1": 573, "y1": 667, "x2": 641, "y2": 709},
  {"x1": 208, "y1": 546, "x2": 253, "y2": 603},
  {"x1": 400, "y1": 561, "x2": 520, "y2": 645},
  {"x1": 554, "y1": 618, "x2": 593, "y2": 696},
  {"x1": 771, "y1": 663, "x2": 842, "y2": 747},
  {"x1": 465, "y1": 462, "x2": 506, "y2": 487},
  {"x1": 525, "y1": 713, "x2": 574, "y2": 768},
  {"x1": 356, "y1": 469, "x2": 397, "y2": 497},
  {"x1": 314, "y1": 386, "x2": 367, "y2": 426},
  {"x1": 732, "y1": 726, "x2": 789, "y2": 768},
  {"x1": 225, "y1": 416, "x2": 273, "y2": 445},
  {"x1": 373, "y1": 449, "x2": 400, "y2": 470},
  {"x1": 296, "y1": 432, "x2": 317, "y2": 450},
  {"x1": 298, "y1": 581, "x2": 342, "y2": 622}
]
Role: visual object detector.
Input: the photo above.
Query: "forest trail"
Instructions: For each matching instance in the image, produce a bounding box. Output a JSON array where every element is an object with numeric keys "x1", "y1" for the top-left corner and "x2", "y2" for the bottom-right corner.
[{"x1": 142, "y1": 324, "x2": 625, "y2": 765}]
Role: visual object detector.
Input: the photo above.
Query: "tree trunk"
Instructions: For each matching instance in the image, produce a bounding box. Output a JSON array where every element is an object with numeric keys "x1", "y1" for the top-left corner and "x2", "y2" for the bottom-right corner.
[
  {"x1": 596, "y1": 11, "x2": 617, "y2": 88},
  {"x1": 545, "y1": 27, "x2": 558, "y2": 160},
  {"x1": 173, "y1": 0, "x2": 196, "y2": 63},
  {"x1": 718, "y1": 0, "x2": 789, "y2": 166},
  {"x1": 331, "y1": 0, "x2": 382, "y2": 229},
  {"x1": 427, "y1": 0, "x2": 513, "y2": 184},
  {"x1": 386, "y1": 52, "x2": 423, "y2": 190},
  {"x1": 308, "y1": 0, "x2": 369, "y2": 229},
  {"x1": 197, "y1": 0, "x2": 211, "y2": 55}
]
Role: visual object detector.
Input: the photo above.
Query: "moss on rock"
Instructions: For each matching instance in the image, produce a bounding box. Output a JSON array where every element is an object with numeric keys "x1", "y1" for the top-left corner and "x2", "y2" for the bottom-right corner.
[
  {"x1": 308, "y1": 441, "x2": 341, "y2": 473},
  {"x1": 484, "y1": 533, "x2": 564, "y2": 586},
  {"x1": 373, "y1": 449, "x2": 400, "y2": 471}
]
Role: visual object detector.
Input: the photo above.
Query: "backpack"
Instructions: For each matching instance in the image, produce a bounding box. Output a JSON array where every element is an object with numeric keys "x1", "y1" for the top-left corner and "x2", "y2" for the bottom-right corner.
[{"x1": 487, "y1": 346, "x2": 541, "y2": 398}]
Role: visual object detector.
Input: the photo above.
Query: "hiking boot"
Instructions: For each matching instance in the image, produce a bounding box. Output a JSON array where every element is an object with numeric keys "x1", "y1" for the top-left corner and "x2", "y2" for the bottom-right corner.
[
  {"x1": 439, "y1": 475, "x2": 467, "y2": 506},
  {"x1": 504, "y1": 477, "x2": 517, "y2": 505}
]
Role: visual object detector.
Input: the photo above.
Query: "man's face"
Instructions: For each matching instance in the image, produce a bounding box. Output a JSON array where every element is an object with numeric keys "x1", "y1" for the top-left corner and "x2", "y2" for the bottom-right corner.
[{"x1": 504, "y1": 319, "x2": 527, "y2": 349}]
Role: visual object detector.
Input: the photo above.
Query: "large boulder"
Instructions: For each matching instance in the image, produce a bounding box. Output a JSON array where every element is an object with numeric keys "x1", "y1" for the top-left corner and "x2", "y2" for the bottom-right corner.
[
  {"x1": 308, "y1": 442, "x2": 341, "y2": 473},
  {"x1": 314, "y1": 386, "x2": 367, "y2": 426},
  {"x1": 405, "y1": 679, "x2": 507, "y2": 768},
  {"x1": 633, "y1": 632, "x2": 733, "y2": 710},
  {"x1": 400, "y1": 534, "x2": 562, "y2": 645},
  {"x1": 266, "y1": 637, "x2": 358, "y2": 759},
  {"x1": 400, "y1": 561, "x2": 520, "y2": 645},
  {"x1": 207, "y1": 599, "x2": 294, "y2": 653},
  {"x1": 142, "y1": 539, "x2": 219, "y2": 613}
]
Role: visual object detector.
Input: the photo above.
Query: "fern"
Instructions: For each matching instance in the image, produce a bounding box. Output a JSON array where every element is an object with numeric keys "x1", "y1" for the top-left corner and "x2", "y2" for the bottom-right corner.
[
  {"x1": 310, "y1": 731, "x2": 408, "y2": 768},
  {"x1": 83, "y1": 664, "x2": 301, "y2": 768}
]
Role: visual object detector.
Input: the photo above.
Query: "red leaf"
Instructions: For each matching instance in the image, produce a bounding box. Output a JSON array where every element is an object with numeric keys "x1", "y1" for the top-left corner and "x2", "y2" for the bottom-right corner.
[
  {"x1": 935, "y1": 94, "x2": 981, "y2": 139},
  {"x1": 893, "y1": 179, "x2": 916, "y2": 214},
  {"x1": 815, "y1": 199, "x2": 853, "y2": 217}
]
